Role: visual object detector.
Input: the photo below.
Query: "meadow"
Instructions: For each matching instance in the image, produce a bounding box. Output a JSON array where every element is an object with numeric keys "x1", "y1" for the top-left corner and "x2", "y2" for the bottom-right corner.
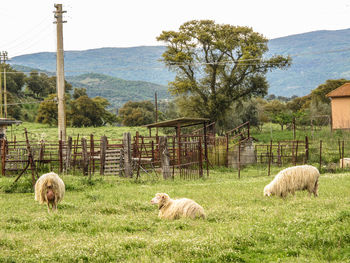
[
  {"x1": 1, "y1": 167, "x2": 350, "y2": 262},
  {"x1": 1, "y1": 123, "x2": 350, "y2": 262}
]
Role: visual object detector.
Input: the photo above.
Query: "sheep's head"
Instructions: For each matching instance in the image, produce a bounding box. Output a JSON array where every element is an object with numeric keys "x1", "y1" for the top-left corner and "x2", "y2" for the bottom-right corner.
[
  {"x1": 151, "y1": 193, "x2": 169, "y2": 206},
  {"x1": 263, "y1": 186, "x2": 272, "y2": 197}
]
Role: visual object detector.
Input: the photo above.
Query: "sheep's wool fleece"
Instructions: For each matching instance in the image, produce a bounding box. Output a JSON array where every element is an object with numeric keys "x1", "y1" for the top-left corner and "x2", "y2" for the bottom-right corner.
[
  {"x1": 34, "y1": 172, "x2": 65, "y2": 204},
  {"x1": 264, "y1": 165, "x2": 319, "y2": 197}
]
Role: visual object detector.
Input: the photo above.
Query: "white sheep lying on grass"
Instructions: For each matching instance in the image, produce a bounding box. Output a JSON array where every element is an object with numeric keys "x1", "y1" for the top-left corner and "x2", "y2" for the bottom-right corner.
[
  {"x1": 264, "y1": 165, "x2": 319, "y2": 198},
  {"x1": 151, "y1": 193, "x2": 206, "y2": 219},
  {"x1": 35, "y1": 172, "x2": 65, "y2": 212}
]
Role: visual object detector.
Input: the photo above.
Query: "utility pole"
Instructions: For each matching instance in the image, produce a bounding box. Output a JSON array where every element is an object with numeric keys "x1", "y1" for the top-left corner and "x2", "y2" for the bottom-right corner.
[
  {"x1": 54, "y1": 4, "x2": 67, "y2": 141},
  {"x1": 155, "y1": 91, "x2": 158, "y2": 136},
  {"x1": 0, "y1": 55, "x2": 2, "y2": 118},
  {"x1": 2, "y1": 52, "x2": 8, "y2": 118}
]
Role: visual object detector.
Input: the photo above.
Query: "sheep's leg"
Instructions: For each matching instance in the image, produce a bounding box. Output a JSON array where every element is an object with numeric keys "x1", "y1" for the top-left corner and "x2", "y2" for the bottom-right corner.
[
  {"x1": 313, "y1": 180, "x2": 319, "y2": 197},
  {"x1": 47, "y1": 203, "x2": 51, "y2": 213}
]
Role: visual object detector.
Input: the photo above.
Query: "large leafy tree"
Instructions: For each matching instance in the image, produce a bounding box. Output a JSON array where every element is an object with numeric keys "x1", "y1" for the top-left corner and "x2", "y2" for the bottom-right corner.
[
  {"x1": 0, "y1": 64, "x2": 25, "y2": 94},
  {"x1": 311, "y1": 79, "x2": 350, "y2": 105},
  {"x1": 25, "y1": 71, "x2": 72, "y2": 99},
  {"x1": 68, "y1": 96, "x2": 116, "y2": 127},
  {"x1": 36, "y1": 94, "x2": 59, "y2": 125},
  {"x1": 157, "y1": 20, "x2": 291, "y2": 126},
  {"x1": 118, "y1": 101, "x2": 155, "y2": 126}
]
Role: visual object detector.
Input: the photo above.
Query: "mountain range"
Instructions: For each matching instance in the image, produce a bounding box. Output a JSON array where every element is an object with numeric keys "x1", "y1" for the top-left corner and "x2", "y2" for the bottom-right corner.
[{"x1": 10, "y1": 28, "x2": 350, "y2": 101}]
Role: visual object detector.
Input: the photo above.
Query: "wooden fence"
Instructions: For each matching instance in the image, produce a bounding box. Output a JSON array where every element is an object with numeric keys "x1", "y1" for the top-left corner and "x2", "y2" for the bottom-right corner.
[
  {"x1": 2, "y1": 128, "x2": 350, "y2": 182},
  {"x1": 1, "y1": 132, "x2": 209, "y2": 181}
]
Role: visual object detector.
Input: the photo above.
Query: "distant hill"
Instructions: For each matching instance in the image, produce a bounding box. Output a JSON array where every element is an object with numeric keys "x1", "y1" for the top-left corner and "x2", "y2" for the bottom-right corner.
[
  {"x1": 66, "y1": 73, "x2": 169, "y2": 109},
  {"x1": 10, "y1": 28, "x2": 350, "y2": 97},
  {"x1": 11, "y1": 46, "x2": 173, "y2": 85},
  {"x1": 267, "y1": 28, "x2": 350, "y2": 96}
]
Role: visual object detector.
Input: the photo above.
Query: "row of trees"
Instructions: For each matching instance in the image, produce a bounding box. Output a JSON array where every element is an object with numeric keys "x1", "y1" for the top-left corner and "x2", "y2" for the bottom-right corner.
[
  {"x1": 3, "y1": 65, "x2": 117, "y2": 127},
  {"x1": 116, "y1": 78, "x2": 348, "y2": 132}
]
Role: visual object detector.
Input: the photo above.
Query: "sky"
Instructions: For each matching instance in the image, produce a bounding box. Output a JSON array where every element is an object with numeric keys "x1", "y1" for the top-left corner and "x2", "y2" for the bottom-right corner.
[{"x1": 0, "y1": 0, "x2": 349, "y2": 58}]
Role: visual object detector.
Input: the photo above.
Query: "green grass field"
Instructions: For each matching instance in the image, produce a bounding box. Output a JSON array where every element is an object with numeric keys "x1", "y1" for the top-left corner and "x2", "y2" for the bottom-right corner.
[
  {"x1": 1, "y1": 168, "x2": 350, "y2": 262},
  {"x1": 8, "y1": 122, "x2": 152, "y2": 142}
]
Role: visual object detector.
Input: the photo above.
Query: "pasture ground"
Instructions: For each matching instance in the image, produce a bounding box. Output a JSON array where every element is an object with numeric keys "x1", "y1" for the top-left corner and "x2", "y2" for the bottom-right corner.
[{"x1": 1, "y1": 168, "x2": 350, "y2": 262}]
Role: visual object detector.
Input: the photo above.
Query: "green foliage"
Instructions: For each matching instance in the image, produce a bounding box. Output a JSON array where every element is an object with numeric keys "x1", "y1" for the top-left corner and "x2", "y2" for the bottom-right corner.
[
  {"x1": 157, "y1": 20, "x2": 291, "y2": 127},
  {"x1": 67, "y1": 73, "x2": 169, "y2": 109},
  {"x1": 6, "y1": 93, "x2": 22, "y2": 120},
  {"x1": 72, "y1": 87, "x2": 87, "y2": 99},
  {"x1": 35, "y1": 94, "x2": 59, "y2": 125},
  {"x1": 68, "y1": 95, "x2": 117, "y2": 127},
  {"x1": 0, "y1": 64, "x2": 26, "y2": 94},
  {"x1": 311, "y1": 78, "x2": 350, "y2": 104},
  {"x1": 118, "y1": 101, "x2": 155, "y2": 126},
  {"x1": 25, "y1": 71, "x2": 72, "y2": 99}
]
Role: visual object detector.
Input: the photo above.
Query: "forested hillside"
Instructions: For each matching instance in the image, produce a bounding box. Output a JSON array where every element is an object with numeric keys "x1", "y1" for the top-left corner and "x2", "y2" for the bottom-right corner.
[
  {"x1": 10, "y1": 28, "x2": 350, "y2": 97},
  {"x1": 267, "y1": 28, "x2": 350, "y2": 96},
  {"x1": 67, "y1": 73, "x2": 170, "y2": 108}
]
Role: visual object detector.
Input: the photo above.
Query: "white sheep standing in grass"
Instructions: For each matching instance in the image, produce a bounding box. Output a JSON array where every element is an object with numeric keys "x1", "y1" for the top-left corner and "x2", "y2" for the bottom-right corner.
[
  {"x1": 35, "y1": 172, "x2": 65, "y2": 212},
  {"x1": 339, "y1": 158, "x2": 350, "y2": 168},
  {"x1": 264, "y1": 165, "x2": 319, "y2": 198},
  {"x1": 151, "y1": 193, "x2": 206, "y2": 219}
]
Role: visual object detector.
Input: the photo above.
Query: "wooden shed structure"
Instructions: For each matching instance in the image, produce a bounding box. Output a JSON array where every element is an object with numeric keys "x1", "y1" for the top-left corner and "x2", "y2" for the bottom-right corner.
[{"x1": 326, "y1": 83, "x2": 350, "y2": 130}]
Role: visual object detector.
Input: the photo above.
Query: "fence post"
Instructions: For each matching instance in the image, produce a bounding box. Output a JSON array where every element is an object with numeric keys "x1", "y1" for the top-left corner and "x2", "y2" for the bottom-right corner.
[
  {"x1": 319, "y1": 140, "x2": 322, "y2": 171},
  {"x1": 305, "y1": 136, "x2": 309, "y2": 164},
  {"x1": 292, "y1": 141, "x2": 295, "y2": 166},
  {"x1": 268, "y1": 140, "x2": 272, "y2": 176},
  {"x1": 65, "y1": 136, "x2": 72, "y2": 173},
  {"x1": 293, "y1": 117, "x2": 296, "y2": 140},
  {"x1": 247, "y1": 122, "x2": 250, "y2": 138},
  {"x1": 198, "y1": 137, "x2": 203, "y2": 178},
  {"x1": 100, "y1": 136, "x2": 107, "y2": 175},
  {"x1": 81, "y1": 138, "x2": 89, "y2": 176},
  {"x1": 295, "y1": 141, "x2": 299, "y2": 165},
  {"x1": 226, "y1": 134, "x2": 229, "y2": 167},
  {"x1": 277, "y1": 141, "x2": 281, "y2": 166},
  {"x1": 123, "y1": 132, "x2": 133, "y2": 178},
  {"x1": 59, "y1": 139, "x2": 63, "y2": 174},
  {"x1": 90, "y1": 134, "x2": 95, "y2": 174},
  {"x1": 160, "y1": 136, "x2": 171, "y2": 179},
  {"x1": 1, "y1": 139, "x2": 6, "y2": 176}
]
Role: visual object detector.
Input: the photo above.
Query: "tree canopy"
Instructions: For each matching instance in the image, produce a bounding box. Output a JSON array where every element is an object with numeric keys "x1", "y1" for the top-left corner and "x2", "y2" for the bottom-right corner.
[
  {"x1": 68, "y1": 96, "x2": 117, "y2": 127},
  {"x1": 311, "y1": 79, "x2": 350, "y2": 105},
  {"x1": 25, "y1": 71, "x2": 72, "y2": 99},
  {"x1": 157, "y1": 20, "x2": 291, "y2": 127},
  {"x1": 118, "y1": 101, "x2": 155, "y2": 126}
]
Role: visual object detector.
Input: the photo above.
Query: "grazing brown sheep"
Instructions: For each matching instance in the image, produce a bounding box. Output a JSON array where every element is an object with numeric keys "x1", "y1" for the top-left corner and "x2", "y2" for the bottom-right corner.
[
  {"x1": 35, "y1": 172, "x2": 65, "y2": 212},
  {"x1": 264, "y1": 165, "x2": 319, "y2": 198},
  {"x1": 151, "y1": 193, "x2": 205, "y2": 220}
]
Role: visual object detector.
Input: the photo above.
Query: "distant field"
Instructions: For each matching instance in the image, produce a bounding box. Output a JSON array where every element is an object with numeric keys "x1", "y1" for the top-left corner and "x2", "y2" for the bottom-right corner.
[
  {"x1": 8, "y1": 122, "x2": 152, "y2": 142},
  {"x1": 1, "y1": 168, "x2": 350, "y2": 262}
]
